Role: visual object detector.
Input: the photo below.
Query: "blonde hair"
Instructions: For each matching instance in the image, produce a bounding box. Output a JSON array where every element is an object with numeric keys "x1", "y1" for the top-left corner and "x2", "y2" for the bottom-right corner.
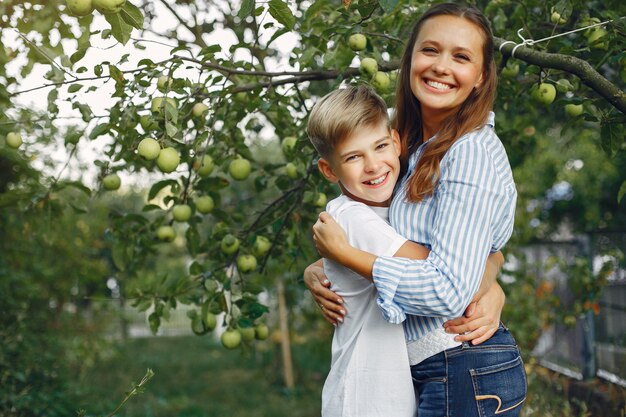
[
  {"x1": 307, "y1": 85, "x2": 389, "y2": 159},
  {"x1": 394, "y1": 3, "x2": 498, "y2": 202}
]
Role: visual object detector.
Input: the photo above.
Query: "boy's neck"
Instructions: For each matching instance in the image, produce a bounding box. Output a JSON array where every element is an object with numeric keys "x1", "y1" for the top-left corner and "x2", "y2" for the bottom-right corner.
[{"x1": 338, "y1": 183, "x2": 391, "y2": 208}]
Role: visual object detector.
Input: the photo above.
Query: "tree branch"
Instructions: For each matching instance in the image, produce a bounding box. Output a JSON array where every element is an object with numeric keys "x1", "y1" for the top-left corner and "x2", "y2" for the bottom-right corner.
[{"x1": 495, "y1": 37, "x2": 626, "y2": 115}]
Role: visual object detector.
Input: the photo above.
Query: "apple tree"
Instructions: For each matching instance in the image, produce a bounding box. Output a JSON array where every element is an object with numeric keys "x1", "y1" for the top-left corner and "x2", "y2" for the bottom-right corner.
[{"x1": 1, "y1": 0, "x2": 624, "y2": 360}]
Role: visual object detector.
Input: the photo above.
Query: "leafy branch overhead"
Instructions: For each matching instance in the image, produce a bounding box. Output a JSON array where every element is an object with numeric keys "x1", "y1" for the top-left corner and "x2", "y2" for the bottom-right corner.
[{"x1": 0, "y1": 0, "x2": 624, "y2": 348}]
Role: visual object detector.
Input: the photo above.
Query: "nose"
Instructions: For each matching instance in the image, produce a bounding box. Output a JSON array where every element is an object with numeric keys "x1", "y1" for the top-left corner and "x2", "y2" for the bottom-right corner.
[
  {"x1": 431, "y1": 55, "x2": 451, "y2": 75},
  {"x1": 363, "y1": 154, "x2": 381, "y2": 173}
]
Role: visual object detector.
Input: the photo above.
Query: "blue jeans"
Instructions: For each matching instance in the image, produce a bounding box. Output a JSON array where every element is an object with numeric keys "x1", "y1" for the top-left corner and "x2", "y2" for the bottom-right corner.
[{"x1": 411, "y1": 323, "x2": 527, "y2": 417}]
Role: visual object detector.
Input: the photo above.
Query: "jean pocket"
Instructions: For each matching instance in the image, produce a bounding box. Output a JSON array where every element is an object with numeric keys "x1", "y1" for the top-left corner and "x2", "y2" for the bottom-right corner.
[{"x1": 470, "y1": 355, "x2": 527, "y2": 416}]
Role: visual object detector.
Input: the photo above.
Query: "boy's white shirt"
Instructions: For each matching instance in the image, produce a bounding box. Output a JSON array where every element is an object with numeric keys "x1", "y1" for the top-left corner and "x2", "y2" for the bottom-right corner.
[{"x1": 321, "y1": 194, "x2": 416, "y2": 417}]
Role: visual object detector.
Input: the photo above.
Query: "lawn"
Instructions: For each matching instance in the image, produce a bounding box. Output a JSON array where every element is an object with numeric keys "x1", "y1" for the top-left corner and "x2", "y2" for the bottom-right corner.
[
  {"x1": 72, "y1": 334, "x2": 607, "y2": 417},
  {"x1": 74, "y1": 335, "x2": 329, "y2": 417}
]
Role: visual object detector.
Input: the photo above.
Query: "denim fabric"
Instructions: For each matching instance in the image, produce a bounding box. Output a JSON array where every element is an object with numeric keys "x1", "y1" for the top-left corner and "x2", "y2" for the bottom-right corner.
[{"x1": 411, "y1": 324, "x2": 527, "y2": 417}]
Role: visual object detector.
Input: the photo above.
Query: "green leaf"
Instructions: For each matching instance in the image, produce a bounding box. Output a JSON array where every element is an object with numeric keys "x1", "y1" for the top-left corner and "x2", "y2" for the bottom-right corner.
[
  {"x1": 165, "y1": 121, "x2": 178, "y2": 137},
  {"x1": 600, "y1": 121, "x2": 623, "y2": 156},
  {"x1": 108, "y1": 64, "x2": 125, "y2": 84},
  {"x1": 618, "y1": 180, "x2": 626, "y2": 204},
  {"x1": 238, "y1": 0, "x2": 255, "y2": 19},
  {"x1": 70, "y1": 47, "x2": 88, "y2": 65},
  {"x1": 148, "y1": 179, "x2": 178, "y2": 200},
  {"x1": 68, "y1": 84, "x2": 83, "y2": 93},
  {"x1": 105, "y1": 13, "x2": 133, "y2": 45},
  {"x1": 378, "y1": 0, "x2": 399, "y2": 13},
  {"x1": 111, "y1": 243, "x2": 129, "y2": 271},
  {"x1": 120, "y1": 2, "x2": 144, "y2": 29},
  {"x1": 89, "y1": 123, "x2": 110, "y2": 139},
  {"x1": 268, "y1": 0, "x2": 295, "y2": 30}
]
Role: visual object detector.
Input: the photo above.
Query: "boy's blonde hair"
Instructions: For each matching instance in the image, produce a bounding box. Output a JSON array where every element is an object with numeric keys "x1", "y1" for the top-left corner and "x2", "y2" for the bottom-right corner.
[{"x1": 307, "y1": 85, "x2": 389, "y2": 159}]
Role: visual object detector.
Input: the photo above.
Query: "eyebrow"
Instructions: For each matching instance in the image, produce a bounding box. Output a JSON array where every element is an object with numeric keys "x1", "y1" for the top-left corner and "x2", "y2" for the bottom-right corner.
[{"x1": 338, "y1": 135, "x2": 391, "y2": 159}]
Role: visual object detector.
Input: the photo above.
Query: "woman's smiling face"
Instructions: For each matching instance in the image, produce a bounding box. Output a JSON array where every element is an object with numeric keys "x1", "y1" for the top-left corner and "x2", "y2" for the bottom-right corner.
[{"x1": 409, "y1": 14, "x2": 485, "y2": 121}]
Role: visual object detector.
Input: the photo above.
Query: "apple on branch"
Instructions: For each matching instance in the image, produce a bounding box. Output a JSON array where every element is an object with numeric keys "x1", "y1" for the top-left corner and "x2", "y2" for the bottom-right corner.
[
  {"x1": 66, "y1": 0, "x2": 94, "y2": 17},
  {"x1": 137, "y1": 138, "x2": 161, "y2": 160},
  {"x1": 195, "y1": 195, "x2": 215, "y2": 214},
  {"x1": 348, "y1": 33, "x2": 367, "y2": 52},
  {"x1": 237, "y1": 254, "x2": 257, "y2": 273},
  {"x1": 360, "y1": 57, "x2": 378, "y2": 78},
  {"x1": 102, "y1": 173, "x2": 121, "y2": 191},
  {"x1": 194, "y1": 154, "x2": 214, "y2": 177},
  {"x1": 531, "y1": 82, "x2": 556, "y2": 106},
  {"x1": 156, "y1": 147, "x2": 180, "y2": 173},
  {"x1": 93, "y1": 0, "x2": 125, "y2": 15},
  {"x1": 156, "y1": 225, "x2": 176, "y2": 242},
  {"x1": 172, "y1": 204, "x2": 192, "y2": 222},
  {"x1": 221, "y1": 329, "x2": 242, "y2": 349},
  {"x1": 5, "y1": 132, "x2": 23, "y2": 149},
  {"x1": 228, "y1": 157, "x2": 251, "y2": 181}
]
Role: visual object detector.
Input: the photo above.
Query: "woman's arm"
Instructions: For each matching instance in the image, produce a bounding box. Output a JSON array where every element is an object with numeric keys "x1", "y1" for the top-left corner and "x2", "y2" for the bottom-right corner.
[{"x1": 313, "y1": 139, "x2": 513, "y2": 322}]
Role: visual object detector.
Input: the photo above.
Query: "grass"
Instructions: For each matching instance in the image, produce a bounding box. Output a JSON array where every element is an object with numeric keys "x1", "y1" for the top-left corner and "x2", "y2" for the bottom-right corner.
[
  {"x1": 72, "y1": 334, "x2": 610, "y2": 417},
  {"x1": 73, "y1": 335, "x2": 329, "y2": 417}
]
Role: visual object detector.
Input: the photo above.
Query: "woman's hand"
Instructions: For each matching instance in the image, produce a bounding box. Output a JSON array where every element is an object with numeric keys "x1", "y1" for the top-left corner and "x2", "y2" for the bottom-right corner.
[
  {"x1": 304, "y1": 260, "x2": 347, "y2": 325},
  {"x1": 312, "y1": 212, "x2": 349, "y2": 262},
  {"x1": 443, "y1": 282, "x2": 505, "y2": 345}
]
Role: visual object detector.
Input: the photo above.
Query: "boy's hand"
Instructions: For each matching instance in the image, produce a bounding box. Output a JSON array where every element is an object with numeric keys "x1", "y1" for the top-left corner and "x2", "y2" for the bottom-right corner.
[
  {"x1": 304, "y1": 260, "x2": 346, "y2": 325},
  {"x1": 442, "y1": 282, "x2": 504, "y2": 345},
  {"x1": 312, "y1": 211, "x2": 349, "y2": 262}
]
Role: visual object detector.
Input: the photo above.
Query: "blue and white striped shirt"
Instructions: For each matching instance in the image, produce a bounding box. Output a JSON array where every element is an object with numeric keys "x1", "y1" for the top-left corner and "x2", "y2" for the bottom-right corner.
[{"x1": 372, "y1": 112, "x2": 517, "y2": 342}]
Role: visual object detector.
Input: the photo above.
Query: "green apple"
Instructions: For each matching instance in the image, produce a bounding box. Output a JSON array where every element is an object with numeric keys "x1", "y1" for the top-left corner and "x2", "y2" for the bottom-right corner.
[
  {"x1": 565, "y1": 103, "x2": 584, "y2": 117},
  {"x1": 229, "y1": 158, "x2": 251, "y2": 181},
  {"x1": 234, "y1": 91, "x2": 247, "y2": 102},
  {"x1": 172, "y1": 204, "x2": 192, "y2": 222},
  {"x1": 254, "y1": 323, "x2": 269, "y2": 340},
  {"x1": 360, "y1": 57, "x2": 378, "y2": 78},
  {"x1": 93, "y1": 0, "x2": 125, "y2": 14},
  {"x1": 194, "y1": 154, "x2": 214, "y2": 177},
  {"x1": 203, "y1": 312, "x2": 217, "y2": 331},
  {"x1": 102, "y1": 173, "x2": 121, "y2": 191},
  {"x1": 137, "y1": 138, "x2": 160, "y2": 160},
  {"x1": 195, "y1": 195, "x2": 214, "y2": 214},
  {"x1": 285, "y1": 162, "x2": 299, "y2": 179},
  {"x1": 156, "y1": 147, "x2": 180, "y2": 173},
  {"x1": 66, "y1": 0, "x2": 93, "y2": 16},
  {"x1": 139, "y1": 115, "x2": 158, "y2": 131},
  {"x1": 371, "y1": 71, "x2": 390, "y2": 92},
  {"x1": 281, "y1": 136, "x2": 297, "y2": 157},
  {"x1": 151, "y1": 97, "x2": 178, "y2": 114},
  {"x1": 236, "y1": 254, "x2": 257, "y2": 273},
  {"x1": 156, "y1": 225, "x2": 176, "y2": 241},
  {"x1": 550, "y1": 10, "x2": 566, "y2": 25},
  {"x1": 192, "y1": 103, "x2": 209, "y2": 118},
  {"x1": 315, "y1": 192, "x2": 327, "y2": 208},
  {"x1": 531, "y1": 82, "x2": 556, "y2": 106},
  {"x1": 252, "y1": 235, "x2": 271, "y2": 258},
  {"x1": 221, "y1": 329, "x2": 242, "y2": 349},
  {"x1": 239, "y1": 327, "x2": 256, "y2": 342},
  {"x1": 220, "y1": 234, "x2": 240, "y2": 255},
  {"x1": 501, "y1": 62, "x2": 519, "y2": 79},
  {"x1": 586, "y1": 27, "x2": 608, "y2": 50},
  {"x1": 157, "y1": 75, "x2": 172, "y2": 91},
  {"x1": 5, "y1": 132, "x2": 23, "y2": 149},
  {"x1": 348, "y1": 33, "x2": 367, "y2": 51}
]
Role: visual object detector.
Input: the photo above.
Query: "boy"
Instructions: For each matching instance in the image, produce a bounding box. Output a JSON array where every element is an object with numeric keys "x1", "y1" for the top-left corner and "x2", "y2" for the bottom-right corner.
[{"x1": 306, "y1": 85, "x2": 502, "y2": 417}]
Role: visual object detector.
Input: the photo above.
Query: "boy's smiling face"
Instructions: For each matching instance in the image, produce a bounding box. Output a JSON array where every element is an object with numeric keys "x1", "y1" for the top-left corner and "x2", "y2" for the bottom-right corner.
[{"x1": 318, "y1": 120, "x2": 401, "y2": 207}]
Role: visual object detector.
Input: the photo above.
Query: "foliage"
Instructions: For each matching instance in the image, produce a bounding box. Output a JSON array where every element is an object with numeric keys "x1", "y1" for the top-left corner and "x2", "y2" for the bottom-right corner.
[{"x1": 0, "y1": 1, "x2": 625, "y2": 412}]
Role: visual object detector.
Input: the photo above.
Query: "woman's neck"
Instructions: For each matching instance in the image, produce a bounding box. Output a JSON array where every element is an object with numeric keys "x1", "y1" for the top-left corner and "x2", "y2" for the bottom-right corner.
[{"x1": 420, "y1": 109, "x2": 448, "y2": 141}]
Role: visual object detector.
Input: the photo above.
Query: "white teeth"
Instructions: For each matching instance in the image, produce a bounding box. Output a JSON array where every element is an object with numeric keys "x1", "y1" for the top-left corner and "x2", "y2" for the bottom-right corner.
[
  {"x1": 427, "y1": 80, "x2": 451, "y2": 90},
  {"x1": 367, "y1": 174, "x2": 387, "y2": 185}
]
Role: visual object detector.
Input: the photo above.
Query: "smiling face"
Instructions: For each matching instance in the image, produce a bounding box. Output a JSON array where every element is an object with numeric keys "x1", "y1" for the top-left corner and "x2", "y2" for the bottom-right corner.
[
  {"x1": 410, "y1": 14, "x2": 486, "y2": 124},
  {"x1": 318, "y1": 121, "x2": 401, "y2": 207}
]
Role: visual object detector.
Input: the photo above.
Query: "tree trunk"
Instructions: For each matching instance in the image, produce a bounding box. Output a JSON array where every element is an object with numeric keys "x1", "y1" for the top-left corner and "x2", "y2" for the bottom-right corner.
[{"x1": 276, "y1": 278, "x2": 294, "y2": 389}]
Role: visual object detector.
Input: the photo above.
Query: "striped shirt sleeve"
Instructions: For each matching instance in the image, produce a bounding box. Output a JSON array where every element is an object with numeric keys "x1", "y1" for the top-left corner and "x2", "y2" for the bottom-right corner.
[{"x1": 372, "y1": 137, "x2": 504, "y2": 324}]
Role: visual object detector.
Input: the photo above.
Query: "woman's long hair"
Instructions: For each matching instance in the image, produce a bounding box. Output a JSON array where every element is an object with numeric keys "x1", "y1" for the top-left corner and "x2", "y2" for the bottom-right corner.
[{"x1": 393, "y1": 3, "x2": 498, "y2": 202}]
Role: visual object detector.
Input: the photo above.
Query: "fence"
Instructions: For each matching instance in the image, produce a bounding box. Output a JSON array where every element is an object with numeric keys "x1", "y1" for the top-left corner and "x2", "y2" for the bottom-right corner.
[{"x1": 526, "y1": 231, "x2": 626, "y2": 387}]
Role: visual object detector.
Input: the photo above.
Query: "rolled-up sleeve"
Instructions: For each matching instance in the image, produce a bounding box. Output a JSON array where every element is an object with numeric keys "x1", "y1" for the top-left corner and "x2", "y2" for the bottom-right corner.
[{"x1": 372, "y1": 138, "x2": 505, "y2": 323}]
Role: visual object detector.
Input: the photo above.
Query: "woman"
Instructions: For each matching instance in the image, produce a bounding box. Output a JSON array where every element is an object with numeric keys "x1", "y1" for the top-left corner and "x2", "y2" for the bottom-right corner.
[{"x1": 306, "y1": 4, "x2": 526, "y2": 416}]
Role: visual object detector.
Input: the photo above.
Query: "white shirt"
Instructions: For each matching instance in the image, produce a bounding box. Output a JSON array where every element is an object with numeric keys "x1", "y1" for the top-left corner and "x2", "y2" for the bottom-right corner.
[{"x1": 321, "y1": 195, "x2": 416, "y2": 417}]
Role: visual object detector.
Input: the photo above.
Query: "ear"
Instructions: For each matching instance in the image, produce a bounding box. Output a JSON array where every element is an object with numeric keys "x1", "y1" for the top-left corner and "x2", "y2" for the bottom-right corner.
[
  {"x1": 475, "y1": 71, "x2": 485, "y2": 89},
  {"x1": 390, "y1": 129, "x2": 401, "y2": 157},
  {"x1": 317, "y1": 158, "x2": 339, "y2": 183}
]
